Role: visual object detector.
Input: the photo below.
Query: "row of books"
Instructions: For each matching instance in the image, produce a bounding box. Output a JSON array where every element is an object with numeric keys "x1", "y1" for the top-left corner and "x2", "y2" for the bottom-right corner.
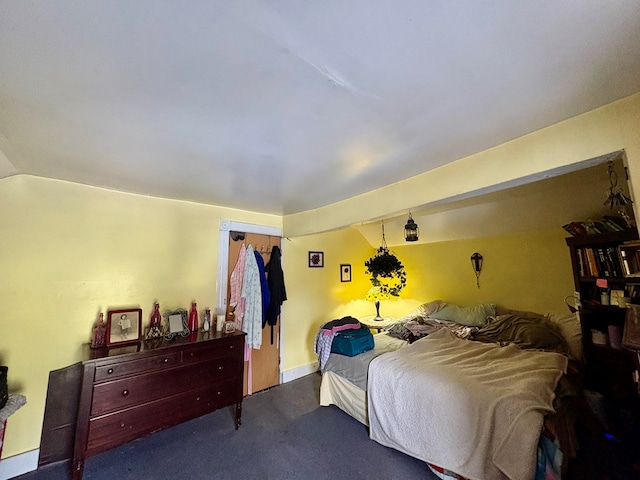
[
  {"x1": 576, "y1": 245, "x2": 625, "y2": 277},
  {"x1": 563, "y1": 215, "x2": 631, "y2": 236}
]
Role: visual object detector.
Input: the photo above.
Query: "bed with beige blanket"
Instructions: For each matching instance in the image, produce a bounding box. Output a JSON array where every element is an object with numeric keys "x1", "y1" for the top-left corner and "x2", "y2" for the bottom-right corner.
[{"x1": 319, "y1": 301, "x2": 582, "y2": 480}]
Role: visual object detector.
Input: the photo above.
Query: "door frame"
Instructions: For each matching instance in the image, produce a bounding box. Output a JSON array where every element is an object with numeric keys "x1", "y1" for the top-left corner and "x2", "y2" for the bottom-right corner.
[{"x1": 217, "y1": 220, "x2": 284, "y2": 383}]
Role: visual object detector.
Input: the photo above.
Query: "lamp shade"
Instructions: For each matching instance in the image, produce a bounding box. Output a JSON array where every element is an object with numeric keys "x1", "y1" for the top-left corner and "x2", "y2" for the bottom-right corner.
[{"x1": 404, "y1": 213, "x2": 419, "y2": 242}]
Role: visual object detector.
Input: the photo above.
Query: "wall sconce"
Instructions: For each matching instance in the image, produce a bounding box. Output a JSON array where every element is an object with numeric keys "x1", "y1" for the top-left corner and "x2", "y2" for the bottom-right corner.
[
  {"x1": 404, "y1": 213, "x2": 419, "y2": 242},
  {"x1": 470, "y1": 252, "x2": 483, "y2": 288}
]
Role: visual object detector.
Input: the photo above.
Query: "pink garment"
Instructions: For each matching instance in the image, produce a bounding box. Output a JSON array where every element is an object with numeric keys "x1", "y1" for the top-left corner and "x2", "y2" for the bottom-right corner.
[
  {"x1": 321, "y1": 323, "x2": 361, "y2": 336},
  {"x1": 229, "y1": 244, "x2": 247, "y2": 330}
]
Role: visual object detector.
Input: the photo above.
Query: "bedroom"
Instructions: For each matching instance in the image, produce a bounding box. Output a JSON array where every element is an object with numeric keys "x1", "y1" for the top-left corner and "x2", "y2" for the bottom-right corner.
[{"x1": 2, "y1": 2, "x2": 640, "y2": 479}]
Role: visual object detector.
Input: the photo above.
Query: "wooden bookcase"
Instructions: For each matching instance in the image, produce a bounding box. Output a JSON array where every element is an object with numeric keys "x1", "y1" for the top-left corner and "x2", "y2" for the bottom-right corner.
[{"x1": 565, "y1": 229, "x2": 640, "y2": 440}]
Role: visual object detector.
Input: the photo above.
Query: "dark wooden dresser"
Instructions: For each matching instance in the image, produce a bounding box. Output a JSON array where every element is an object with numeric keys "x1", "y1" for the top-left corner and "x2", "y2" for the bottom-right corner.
[{"x1": 71, "y1": 331, "x2": 245, "y2": 480}]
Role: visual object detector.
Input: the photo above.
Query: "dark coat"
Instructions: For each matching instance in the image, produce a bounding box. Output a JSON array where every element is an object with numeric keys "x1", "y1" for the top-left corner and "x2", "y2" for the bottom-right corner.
[{"x1": 265, "y1": 246, "x2": 286, "y2": 343}]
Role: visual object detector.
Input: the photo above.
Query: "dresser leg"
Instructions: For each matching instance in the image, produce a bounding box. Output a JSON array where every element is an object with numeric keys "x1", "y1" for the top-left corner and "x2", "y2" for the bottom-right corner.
[
  {"x1": 235, "y1": 402, "x2": 242, "y2": 429},
  {"x1": 71, "y1": 459, "x2": 85, "y2": 480}
]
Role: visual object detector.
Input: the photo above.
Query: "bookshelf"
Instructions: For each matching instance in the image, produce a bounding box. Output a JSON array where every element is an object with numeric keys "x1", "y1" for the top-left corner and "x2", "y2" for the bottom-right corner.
[{"x1": 565, "y1": 229, "x2": 640, "y2": 441}]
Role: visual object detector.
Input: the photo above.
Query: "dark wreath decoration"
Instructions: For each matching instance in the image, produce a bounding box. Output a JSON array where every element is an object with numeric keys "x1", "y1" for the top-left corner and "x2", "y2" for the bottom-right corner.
[{"x1": 364, "y1": 227, "x2": 407, "y2": 297}]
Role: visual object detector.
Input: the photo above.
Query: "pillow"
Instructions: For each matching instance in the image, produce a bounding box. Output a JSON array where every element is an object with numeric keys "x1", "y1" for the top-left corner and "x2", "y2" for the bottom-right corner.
[
  {"x1": 545, "y1": 312, "x2": 583, "y2": 361},
  {"x1": 427, "y1": 303, "x2": 496, "y2": 326},
  {"x1": 412, "y1": 300, "x2": 447, "y2": 318},
  {"x1": 474, "y1": 314, "x2": 568, "y2": 354}
]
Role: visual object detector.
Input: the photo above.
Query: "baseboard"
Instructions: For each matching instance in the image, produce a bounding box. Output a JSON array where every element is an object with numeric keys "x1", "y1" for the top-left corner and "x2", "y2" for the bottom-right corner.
[
  {"x1": 282, "y1": 362, "x2": 318, "y2": 384},
  {"x1": 0, "y1": 449, "x2": 38, "y2": 480}
]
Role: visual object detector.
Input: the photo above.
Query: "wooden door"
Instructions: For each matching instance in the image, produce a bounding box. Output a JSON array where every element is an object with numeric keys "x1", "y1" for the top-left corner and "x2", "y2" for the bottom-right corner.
[{"x1": 227, "y1": 232, "x2": 281, "y2": 395}]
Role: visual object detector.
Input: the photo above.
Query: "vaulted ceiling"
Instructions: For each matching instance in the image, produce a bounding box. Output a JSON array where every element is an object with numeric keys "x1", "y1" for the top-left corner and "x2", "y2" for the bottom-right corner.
[{"x1": 1, "y1": 1, "x2": 640, "y2": 220}]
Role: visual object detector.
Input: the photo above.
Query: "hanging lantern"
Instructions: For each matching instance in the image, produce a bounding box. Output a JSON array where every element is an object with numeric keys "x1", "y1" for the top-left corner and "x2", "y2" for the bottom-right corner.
[{"x1": 404, "y1": 213, "x2": 419, "y2": 242}]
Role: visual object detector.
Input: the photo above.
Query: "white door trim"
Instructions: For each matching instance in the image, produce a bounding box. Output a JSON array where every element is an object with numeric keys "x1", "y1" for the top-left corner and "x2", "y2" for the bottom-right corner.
[{"x1": 217, "y1": 220, "x2": 284, "y2": 383}]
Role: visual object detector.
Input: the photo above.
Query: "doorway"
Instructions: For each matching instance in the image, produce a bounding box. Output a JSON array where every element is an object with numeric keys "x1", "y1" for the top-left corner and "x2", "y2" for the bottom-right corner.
[{"x1": 217, "y1": 221, "x2": 283, "y2": 396}]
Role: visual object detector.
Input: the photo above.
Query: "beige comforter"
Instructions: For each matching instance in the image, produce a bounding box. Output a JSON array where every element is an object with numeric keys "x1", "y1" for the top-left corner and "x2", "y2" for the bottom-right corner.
[{"x1": 368, "y1": 328, "x2": 567, "y2": 480}]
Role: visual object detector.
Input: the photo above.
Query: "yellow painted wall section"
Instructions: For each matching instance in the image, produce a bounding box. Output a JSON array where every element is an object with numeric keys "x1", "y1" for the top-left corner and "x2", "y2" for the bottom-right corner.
[
  {"x1": 281, "y1": 228, "x2": 424, "y2": 371},
  {"x1": 284, "y1": 92, "x2": 640, "y2": 236},
  {"x1": 394, "y1": 228, "x2": 576, "y2": 315},
  {"x1": 0, "y1": 175, "x2": 280, "y2": 458},
  {"x1": 280, "y1": 228, "x2": 424, "y2": 371},
  {"x1": 280, "y1": 228, "x2": 372, "y2": 371}
]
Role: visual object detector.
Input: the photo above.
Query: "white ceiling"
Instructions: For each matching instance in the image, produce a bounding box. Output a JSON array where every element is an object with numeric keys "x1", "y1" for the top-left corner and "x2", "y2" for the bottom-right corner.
[{"x1": 1, "y1": 1, "x2": 640, "y2": 216}]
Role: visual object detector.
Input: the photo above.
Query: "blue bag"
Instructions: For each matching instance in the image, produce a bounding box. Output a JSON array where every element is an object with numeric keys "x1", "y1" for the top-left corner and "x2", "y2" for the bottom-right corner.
[{"x1": 330, "y1": 326, "x2": 374, "y2": 356}]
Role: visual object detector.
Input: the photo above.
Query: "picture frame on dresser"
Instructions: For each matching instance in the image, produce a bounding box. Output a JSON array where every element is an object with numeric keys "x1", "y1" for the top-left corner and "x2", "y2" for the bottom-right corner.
[
  {"x1": 106, "y1": 308, "x2": 142, "y2": 347},
  {"x1": 164, "y1": 308, "x2": 190, "y2": 340}
]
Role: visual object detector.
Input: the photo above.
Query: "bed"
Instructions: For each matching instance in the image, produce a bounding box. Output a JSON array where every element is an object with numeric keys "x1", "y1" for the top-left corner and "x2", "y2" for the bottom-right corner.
[{"x1": 318, "y1": 301, "x2": 582, "y2": 480}]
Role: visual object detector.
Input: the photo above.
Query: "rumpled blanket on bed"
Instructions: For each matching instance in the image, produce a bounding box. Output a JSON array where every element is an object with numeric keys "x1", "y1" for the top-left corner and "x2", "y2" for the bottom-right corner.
[{"x1": 368, "y1": 328, "x2": 567, "y2": 480}]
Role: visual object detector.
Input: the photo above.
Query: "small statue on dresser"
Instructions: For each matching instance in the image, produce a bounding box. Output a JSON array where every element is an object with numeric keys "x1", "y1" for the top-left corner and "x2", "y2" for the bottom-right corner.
[
  {"x1": 146, "y1": 303, "x2": 165, "y2": 340},
  {"x1": 90, "y1": 313, "x2": 107, "y2": 349}
]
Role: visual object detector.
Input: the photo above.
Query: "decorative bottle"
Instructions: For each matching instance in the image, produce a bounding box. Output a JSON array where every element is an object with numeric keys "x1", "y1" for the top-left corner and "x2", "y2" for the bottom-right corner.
[
  {"x1": 189, "y1": 302, "x2": 199, "y2": 331},
  {"x1": 91, "y1": 313, "x2": 106, "y2": 349},
  {"x1": 202, "y1": 308, "x2": 211, "y2": 332},
  {"x1": 150, "y1": 303, "x2": 162, "y2": 329}
]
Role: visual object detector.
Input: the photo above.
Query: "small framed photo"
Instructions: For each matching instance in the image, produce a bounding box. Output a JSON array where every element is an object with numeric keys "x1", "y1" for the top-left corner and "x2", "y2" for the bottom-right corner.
[
  {"x1": 309, "y1": 251, "x2": 324, "y2": 268},
  {"x1": 164, "y1": 309, "x2": 189, "y2": 340},
  {"x1": 106, "y1": 309, "x2": 142, "y2": 347},
  {"x1": 610, "y1": 289, "x2": 625, "y2": 306},
  {"x1": 340, "y1": 264, "x2": 352, "y2": 282}
]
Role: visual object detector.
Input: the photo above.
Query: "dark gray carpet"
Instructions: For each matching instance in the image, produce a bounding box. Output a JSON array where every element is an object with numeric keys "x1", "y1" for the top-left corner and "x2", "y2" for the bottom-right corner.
[{"x1": 16, "y1": 373, "x2": 435, "y2": 480}]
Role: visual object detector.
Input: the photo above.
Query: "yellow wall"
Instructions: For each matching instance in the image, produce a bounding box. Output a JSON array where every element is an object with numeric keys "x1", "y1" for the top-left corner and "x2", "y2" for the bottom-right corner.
[
  {"x1": 0, "y1": 175, "x2": 280, "y2": 458},
  {"x1": 394, "y1": 228, "x2": 575, "y2": 315},
  {"x1": 281, "y1": 227, "x2": 425, "y2": 371}
]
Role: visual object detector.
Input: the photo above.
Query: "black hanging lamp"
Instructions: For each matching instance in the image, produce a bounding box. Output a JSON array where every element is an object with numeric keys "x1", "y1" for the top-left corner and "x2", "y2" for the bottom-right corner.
[{"x1": 404, "y1": 213, "x2": 419, "y2": 242}]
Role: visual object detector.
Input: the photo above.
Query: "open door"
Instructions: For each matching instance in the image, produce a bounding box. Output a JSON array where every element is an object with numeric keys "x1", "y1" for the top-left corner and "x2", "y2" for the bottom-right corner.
[{"x1": 226, "y1": 231, "x2": 281, "y2": 395}]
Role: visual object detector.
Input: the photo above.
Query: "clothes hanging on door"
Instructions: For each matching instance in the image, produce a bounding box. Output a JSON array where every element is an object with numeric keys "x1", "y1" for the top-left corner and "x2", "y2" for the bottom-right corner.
[
  {"x1": 242, "y1": 244, "x2": 263, "y2": 350},
  {"x1": 254, "y1": 250, "x2": 270, "y2": 327},
  {"x1": 229, "y1": 243, "x2": 247, "y2": 331},
  {"x1": 265, "y1": 245, "x2": 286, "y2": 344}
]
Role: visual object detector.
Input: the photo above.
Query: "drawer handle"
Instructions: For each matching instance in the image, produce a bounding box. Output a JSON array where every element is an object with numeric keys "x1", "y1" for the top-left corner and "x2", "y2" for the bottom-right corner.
[
  {"x1": 163, "y1": 358, "x2": 169, "y2": 363},
  {"x1": 122, "y1": 389, "x2": 129, "y2": 397},
  {"x1": 107, "y1": 368, "x2": 114, "y2": 375},
  {"x1": 218, "y1": 365, "x2": 224, "y2": 371},
  {"x1": 120, "y1": 423, "x2": 126, "y2": 428},
  {"x1": 217, "y1": 391, "x2": 222, "y2": 396},
  {"x1": 229, "y1": 345, "x2": 234, "y2": 350}
]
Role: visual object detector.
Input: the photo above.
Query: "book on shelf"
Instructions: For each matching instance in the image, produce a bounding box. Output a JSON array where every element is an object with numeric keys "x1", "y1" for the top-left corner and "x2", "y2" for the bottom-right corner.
[
  {"x1": 563, "y1": 222, "x2": 588, "y2": 236},
  {"x1": 562, "y1": 215, "x2": 633, "y2": 236},
  {"x1": 618, "y1": 241, "x2": 640, "y2": 277},
  {"x1": 584, "y1": 247, "x2": 600, "y2": 277},
  {"x1": 603, "y1": 215, "x2": 631, "y2": 231}
]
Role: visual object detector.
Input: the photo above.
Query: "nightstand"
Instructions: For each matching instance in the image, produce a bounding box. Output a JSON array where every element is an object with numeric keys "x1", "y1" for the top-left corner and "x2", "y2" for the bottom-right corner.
[{"x1": 359, "y1": 315, "x2": 396, "y2": 332}]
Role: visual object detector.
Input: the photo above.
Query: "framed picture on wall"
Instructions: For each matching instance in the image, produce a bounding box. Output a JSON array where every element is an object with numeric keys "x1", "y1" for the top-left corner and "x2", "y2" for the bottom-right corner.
[
  {"x1": 309, "y1": 251, "x2": 324, "y2": 268},
  {"x1": 340, "y1": 264, "x2": 352, "y2": 282},
  {"x1": 106, "y1": 308, "x2": 142, "y2": 347}
]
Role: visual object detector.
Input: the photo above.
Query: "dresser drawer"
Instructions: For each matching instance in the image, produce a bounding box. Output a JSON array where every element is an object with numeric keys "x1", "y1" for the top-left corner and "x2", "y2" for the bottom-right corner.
[
  {"x1": 182, "y1": 338, "x2": 242, "y2": 364},
  {"x1": 91, "y1": 356, "x2": 239, "y2": 416},
  {"x1": 87, "y1": 378, "x2": 240, "y2": 455},
  {"x1": 94, "y1": 352, "x2": 180, "y2": 382}
]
